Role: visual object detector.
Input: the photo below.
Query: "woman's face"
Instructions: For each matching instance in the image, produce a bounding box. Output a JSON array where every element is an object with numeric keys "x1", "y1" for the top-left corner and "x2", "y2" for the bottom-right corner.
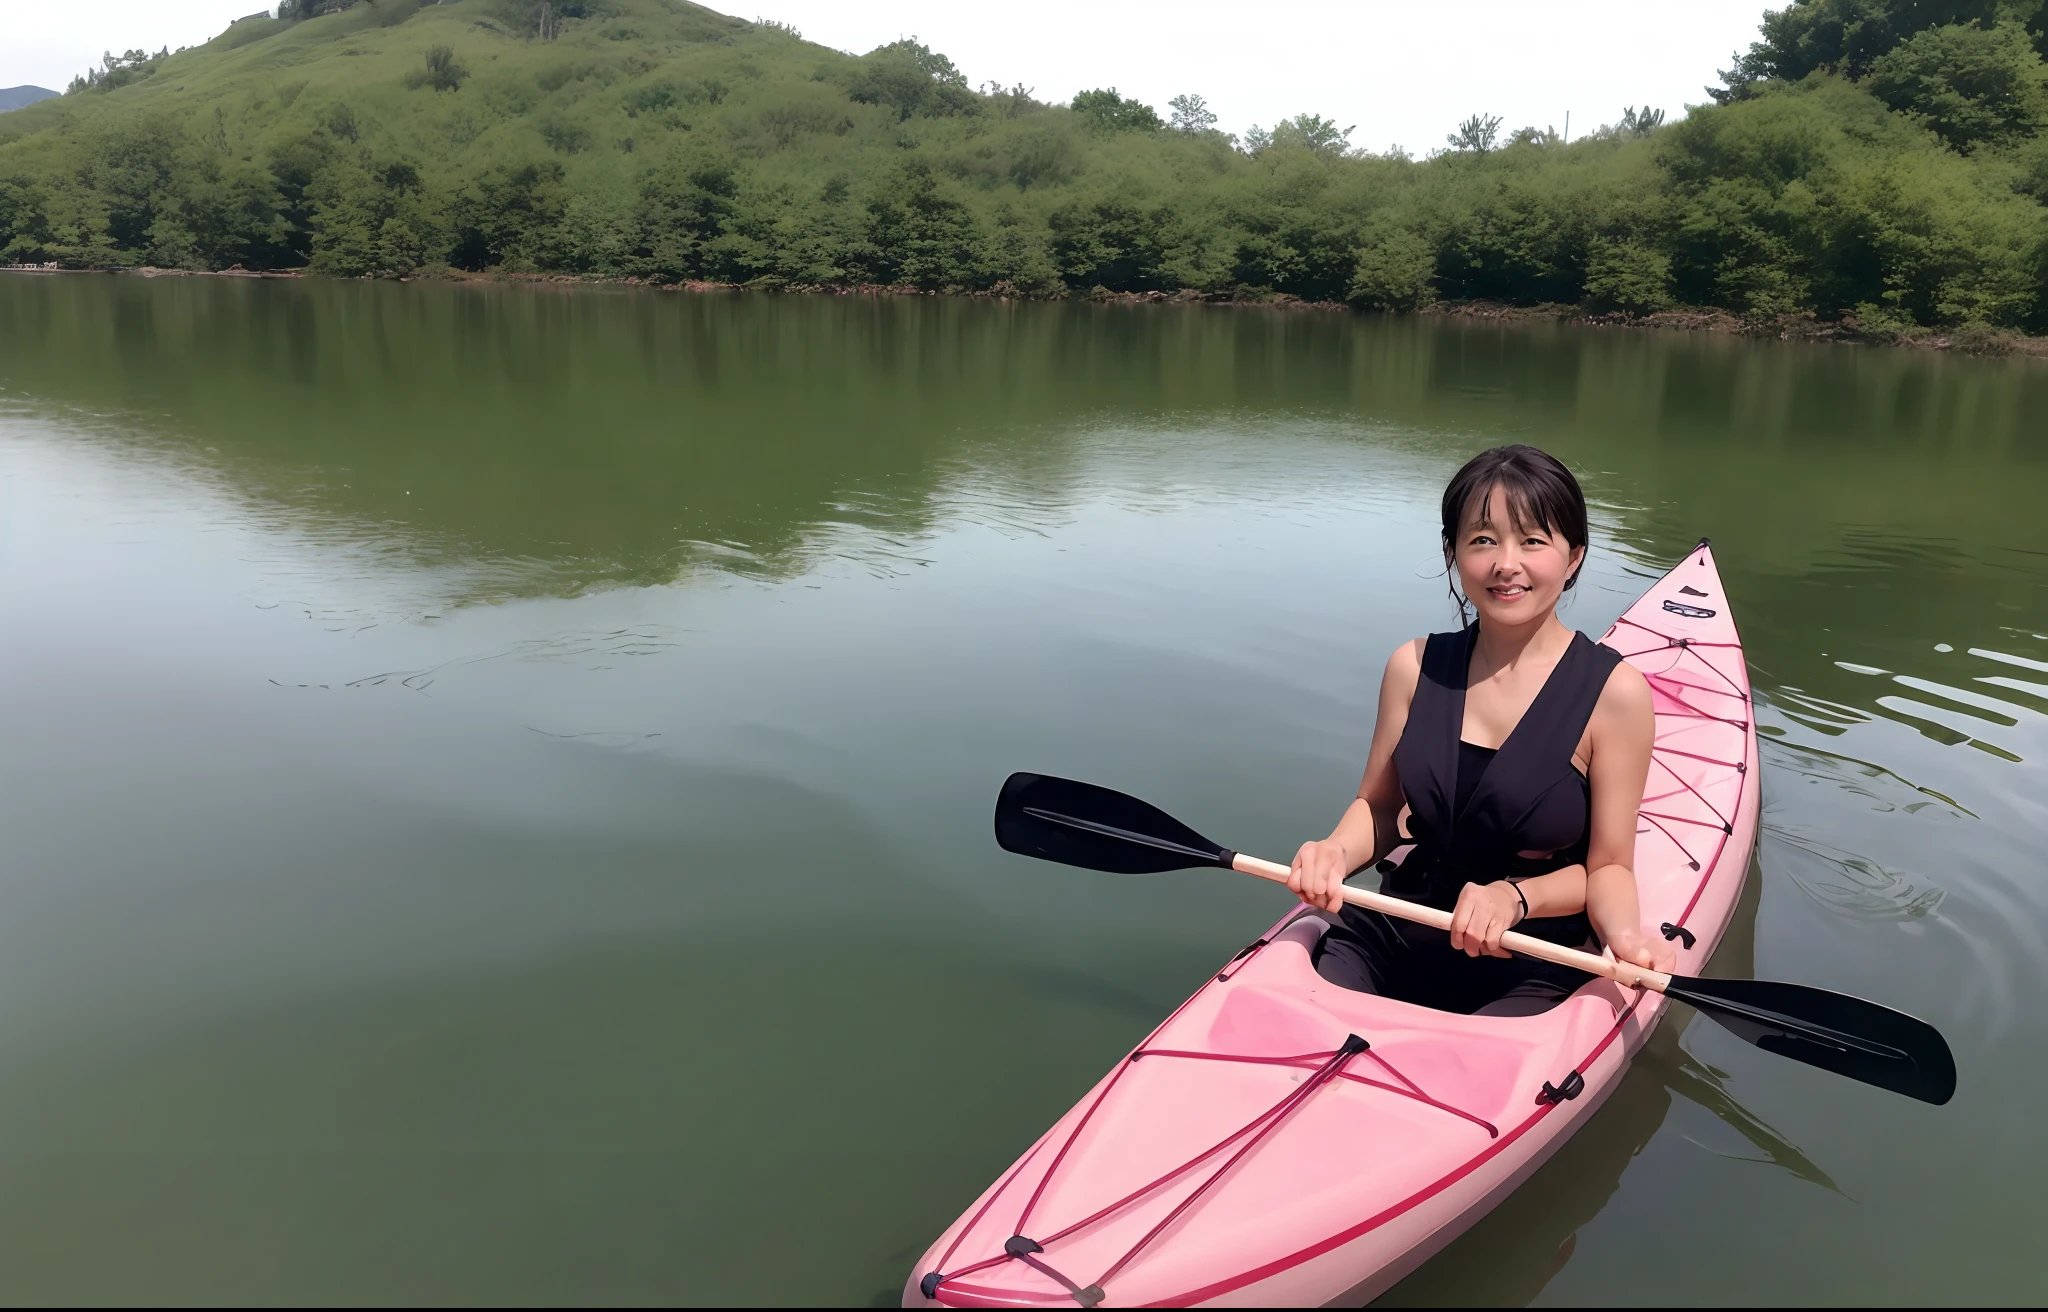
[{"x1": 1450, "y1": 484, "x2": 1584, "y2": 628}]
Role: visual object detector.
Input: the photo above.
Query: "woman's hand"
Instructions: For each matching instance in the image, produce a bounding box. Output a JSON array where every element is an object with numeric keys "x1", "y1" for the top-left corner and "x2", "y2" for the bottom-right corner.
[
  {"x1": 1449, "y1": 881, "x2": 1524, "y2": 958},
  {"x1": 1287, "y1": 840, "x2": 1353, "y2": 914},
  {"x1": 1602, "y1": 924, "x2": 1678, "y2": 977}
]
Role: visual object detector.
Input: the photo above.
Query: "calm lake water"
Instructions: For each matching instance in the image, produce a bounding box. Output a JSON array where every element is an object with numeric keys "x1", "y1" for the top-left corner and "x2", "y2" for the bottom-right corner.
[{"x1": 0, "y1": 275, "x2": 2042, "y2": 1305}]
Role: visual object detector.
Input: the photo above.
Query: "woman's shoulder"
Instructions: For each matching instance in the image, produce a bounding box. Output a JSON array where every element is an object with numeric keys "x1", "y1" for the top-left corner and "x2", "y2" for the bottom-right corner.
[
  {"x1": 1590, "y1": 645, "x2": 1653, "y2": 724},
  {"x1": 1384, "y1": 636, "x2": 1428, "y2": 679},
  {"x1": 1388, "y1": 626, "x2": 1473, "y2": 676},
  {"x1": 1375, "y1": 637, "x2": 1428, "y2": 706}
]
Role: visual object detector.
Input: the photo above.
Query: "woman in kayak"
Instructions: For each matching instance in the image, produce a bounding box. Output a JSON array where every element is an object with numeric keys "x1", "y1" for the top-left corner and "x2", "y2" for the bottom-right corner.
[{"x1": 1288, "y1": 444, "x2": 1675, "y2": 1015}]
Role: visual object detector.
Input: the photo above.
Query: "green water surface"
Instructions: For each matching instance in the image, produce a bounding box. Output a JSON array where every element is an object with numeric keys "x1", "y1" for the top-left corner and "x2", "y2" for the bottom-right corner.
[{"x1": 0, "y1": 276, "x2": 2041, "y2": 1305}]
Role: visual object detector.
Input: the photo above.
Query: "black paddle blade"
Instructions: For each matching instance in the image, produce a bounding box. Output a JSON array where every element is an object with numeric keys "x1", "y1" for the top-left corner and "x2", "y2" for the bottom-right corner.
[
  {"x1": 1665, "y1": 975, "x2": 1957, "y2": 1106},
  {"x1": 995, "y1": 773, "x2": 1235, "y2": 875}
]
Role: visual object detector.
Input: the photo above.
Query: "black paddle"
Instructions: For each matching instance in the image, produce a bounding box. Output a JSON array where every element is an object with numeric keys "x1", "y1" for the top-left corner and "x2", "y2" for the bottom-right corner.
[{"x1": 996, "y1": 772, "x2": 1957, "y2": 1106}]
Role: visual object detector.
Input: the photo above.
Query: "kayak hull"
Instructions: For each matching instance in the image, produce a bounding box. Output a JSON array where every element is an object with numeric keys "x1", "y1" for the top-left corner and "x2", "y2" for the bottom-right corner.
[{"x1": 908, "y1": 542, "x2": 1758, "y2": 1308}]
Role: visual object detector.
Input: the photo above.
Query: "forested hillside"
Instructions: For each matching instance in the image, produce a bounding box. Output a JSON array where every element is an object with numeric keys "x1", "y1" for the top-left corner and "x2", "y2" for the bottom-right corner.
[{"x1": 4, "y1": 0, "x2": 2048, "y2": 335}]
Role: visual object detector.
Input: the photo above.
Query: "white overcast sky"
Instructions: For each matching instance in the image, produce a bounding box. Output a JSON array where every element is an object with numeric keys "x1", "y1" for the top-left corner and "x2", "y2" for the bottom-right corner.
[{"x1": 4, "y1": 1, "x2": 1771, "y2": 155}]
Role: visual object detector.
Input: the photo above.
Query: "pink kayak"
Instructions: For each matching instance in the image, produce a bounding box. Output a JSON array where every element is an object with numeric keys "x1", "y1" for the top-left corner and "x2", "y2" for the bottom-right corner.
[{"x1": 906, "y1": 541, "x2": 1759, "y2": 1308}]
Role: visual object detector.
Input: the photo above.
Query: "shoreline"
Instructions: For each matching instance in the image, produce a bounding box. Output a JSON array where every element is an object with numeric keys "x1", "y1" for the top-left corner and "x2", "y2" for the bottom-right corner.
[
  {"x1": 6, "y1": 263, "x2": 2040, "y2": 358},
  {"x1": 1417, "y1": 299, "x2": 2048, "y2": 358}
]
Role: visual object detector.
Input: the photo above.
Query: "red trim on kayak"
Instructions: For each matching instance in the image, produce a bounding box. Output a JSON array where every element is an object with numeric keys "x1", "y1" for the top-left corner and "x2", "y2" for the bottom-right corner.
[
  {"x1": 1010, "y1": 1056, "x2": 1137, "y2": 1240},
  {"x1": 931, "y1": 1138, "x2": 1054, "y2": 1276},
  {"x1": 1092, "y1": 1042, "x2": 1369, "y2": 1291},
  {"x1": 932, "y1": 1279, "x2": 1082, "y2": 1307},
  {"x1": 1654, "y1": 744, "x2": 1744, "y2": 770},
  {"x1": 933, "y1": 967, "x2": 1237, "y2": 1277},
  {"x1": 1134, "y1": 1048, "x2": 1499, "y2": 1138},
  {"x1": 1139, "y1": 993, "x2": 1650, "y2": 1308},
  {"x1": 1649, "y1": 755, "x2": 1735, "y2": 832},
  {"x1": 1641, "y1": 809, "x2": 1733, "y2": 832},
  {"x1": 1038, "y1": 1052, "x2": 1357, "y2": 1248},
  {"x1": 1642, "y1": 683, "x2": 1749, "y2": 730}
]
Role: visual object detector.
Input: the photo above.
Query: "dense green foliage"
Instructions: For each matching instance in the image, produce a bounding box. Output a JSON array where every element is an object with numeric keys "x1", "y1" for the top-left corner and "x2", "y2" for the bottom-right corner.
[{"x1": 3, "y1": 0, "x2": 2047, "y2": 330}]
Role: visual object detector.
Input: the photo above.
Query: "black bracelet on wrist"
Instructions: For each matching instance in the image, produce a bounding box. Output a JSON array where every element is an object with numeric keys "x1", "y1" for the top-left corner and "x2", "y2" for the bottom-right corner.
[{"x1": 1508, "y1": 880, "x2": 1529, "y2": 925}]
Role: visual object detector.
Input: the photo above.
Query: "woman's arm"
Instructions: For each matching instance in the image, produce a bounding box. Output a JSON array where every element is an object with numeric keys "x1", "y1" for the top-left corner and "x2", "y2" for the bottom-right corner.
[
  {"x1": 1288, "y1": 640, "x2": 1422, "y2": 913},
  {"x1": 1448, "y1": 864, "x2": 1585, "y2": 957},
  {"x1": 1582, "y1": 661, "x2": 1675, "y2": 973}
]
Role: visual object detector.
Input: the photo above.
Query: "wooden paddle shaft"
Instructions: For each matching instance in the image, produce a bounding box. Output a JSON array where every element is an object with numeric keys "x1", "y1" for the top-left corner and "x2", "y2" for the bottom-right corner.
[{"x1": 1231, "y1": 854, "x2": 1673, "y2": 992}]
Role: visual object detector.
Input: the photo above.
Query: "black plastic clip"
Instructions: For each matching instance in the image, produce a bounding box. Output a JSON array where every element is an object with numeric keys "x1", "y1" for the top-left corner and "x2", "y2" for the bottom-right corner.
[
  {"x1": 1005, "y1": 1236, "x2": 1103, "y2": 1307},
  {"x1": 1660, "y1": 922, "x2": 1697, "y2": 949},
  {"x1": 1340, "y1": 1033, "x2": 1370, "y2": 1055},
  {"x1": 1539, "y1": 1070, "x2": 1586, "y2": 1104},
  {"x1": 1217, "y1": 937, "x2": 1268, "y2": 980},
  {"x1": 919, "y1": 1272, "x2": 944, "y2": 1300}
]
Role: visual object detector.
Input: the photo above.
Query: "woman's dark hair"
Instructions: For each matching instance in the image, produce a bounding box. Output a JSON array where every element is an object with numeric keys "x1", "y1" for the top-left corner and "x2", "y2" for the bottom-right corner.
[{"x1": 1440, "y1": 445, "x2": 1589, "y2": 616}]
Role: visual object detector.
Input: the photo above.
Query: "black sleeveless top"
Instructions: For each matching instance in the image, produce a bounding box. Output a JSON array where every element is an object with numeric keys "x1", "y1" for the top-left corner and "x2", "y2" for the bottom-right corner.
[{"x1": 1387, "y1": 625, "x2": 1623, "y2": 948}]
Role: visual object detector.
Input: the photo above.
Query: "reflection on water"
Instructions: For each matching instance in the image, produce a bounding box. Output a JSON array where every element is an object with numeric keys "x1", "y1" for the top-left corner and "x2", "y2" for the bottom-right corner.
[{"x1": 0, "y1": 276, "x2": 2042, "y2": 1303}]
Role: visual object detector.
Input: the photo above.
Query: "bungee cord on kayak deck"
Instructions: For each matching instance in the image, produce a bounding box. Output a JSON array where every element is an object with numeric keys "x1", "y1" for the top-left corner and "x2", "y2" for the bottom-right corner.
[
  {"x1": 918, "y1": 1030, "x2": 1505, "y2": 1295},
  {"x1": 921, "y1": 1038, "x2": 1397, "y2": 1307}
]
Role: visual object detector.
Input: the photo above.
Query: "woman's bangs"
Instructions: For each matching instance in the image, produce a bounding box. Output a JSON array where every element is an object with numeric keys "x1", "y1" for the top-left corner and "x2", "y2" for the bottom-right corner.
[{"x1": 1459, "y1": 476, "x2": 1562, "y2": 542}]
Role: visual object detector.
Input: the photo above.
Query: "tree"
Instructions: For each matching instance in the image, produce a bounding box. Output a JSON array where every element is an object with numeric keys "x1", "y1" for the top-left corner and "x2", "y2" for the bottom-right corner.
[
  {"x1": 67, "y1": 49, "x2": 166, "y2": 95},
  {"x1": 1447, "y1": 112, "x2": 1503, "y2": 152},
  {"x1": 978, "y1": 82, "x2": 1042, "y2": 119},
  {"x1": 450, "y1": 160, "x2": 568, "y2": 269},
  {"x1": 278, "y1": 0, "x2": 368, "y2": 17},
  {"x1": 408, "y1": 46, "x2": 468, "y2": 93},
  {"x1": 0, "y1": 175, "x2": 55, "y2": 263},
  {"x1": 1168, "y1": 93, "x2": 1218, "y2": 134},
  {"x1": 847, "y1": 39, "x2": 978, "y2": 120},
  {"x1": 1350, "y1": 227, "x2": 1437, "y2": 309},
  {"x1": 1584, "y1": 238, "x2": 1674, "y2": 313},
  {"x1": 1710, "y1": 1, "x2": 2008, "y2": 100},
  {"x1": 1618, "y1": 105, "x2": 1667, "y2": 136},
  {"x1": 1268, "y1": 113, "x2": 1354, "y2": 157},
  {"x1": 864, "y1": 164, "x2": 985, "y2": 289},
  {"x1": 1071, "y1": 88, "x2": 1162, "y2": 132},
  {"x1": 1866, "y1": 20, "x2": 2048, "y2": 150},
  {"x1": 1049, "y1": 197, "x2": 1167, "y2": 289}
]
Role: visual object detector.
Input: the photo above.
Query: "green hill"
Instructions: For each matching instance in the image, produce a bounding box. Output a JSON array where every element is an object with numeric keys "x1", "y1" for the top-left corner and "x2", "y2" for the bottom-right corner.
[{"x1": 3, "y1": 0, "x2": 2047, "y2": 335}]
